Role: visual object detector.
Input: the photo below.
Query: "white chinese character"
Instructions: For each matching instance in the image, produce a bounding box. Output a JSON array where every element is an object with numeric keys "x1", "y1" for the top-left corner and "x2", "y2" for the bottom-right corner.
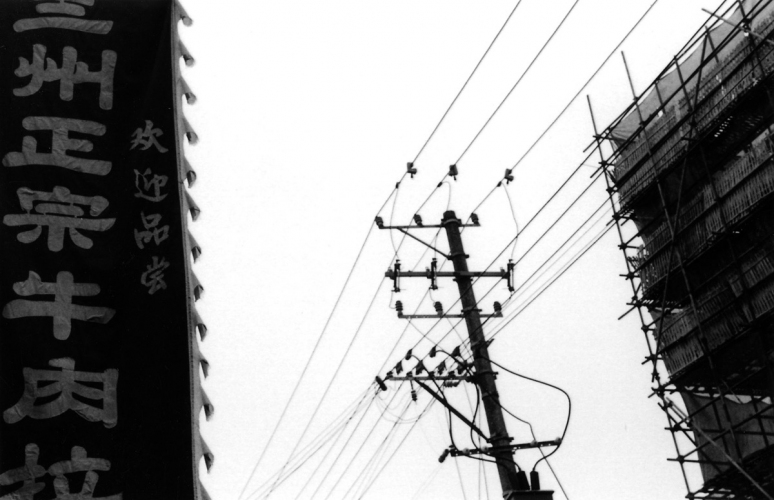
[
  {"x1": 14, "y1": 1, "x2": 113, "y2": 35},
  {"x1": 3, "y1": 117, "x2": 111, "y2": 175},
  {"x1": 133, "y1": 168, "x2": 168, "y2": 202},
  {"x1": 15, "y1": 45, "x2": 117, "y2": 110},
  {"x1": 0, "y1": 444, "x2": 46, "y2": 500},
  {"x1": 49, "y1": 446, "x2": 121, "y2": 500},
  {"x1": 2, "y1": 271, "x2": 115, "y2": 340},
  {"x1": 4, "y1": 186, "x2": 115, "y2": 252},
  {"x1": 134, "y1": 212, "x2": 169, "y2": 249},
  {"x1": 141, "y1": 256, "x2": 170, "y2": 295},
  {"x1": 4, "y1": 358, "x2": 118, "y2": 428},
  {"x1": 130, "y1": 120, "x2": 168, "y2": 153}
]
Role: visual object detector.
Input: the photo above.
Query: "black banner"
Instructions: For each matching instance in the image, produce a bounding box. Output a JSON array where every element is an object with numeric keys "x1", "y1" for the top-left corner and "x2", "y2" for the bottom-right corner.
[{"x1": 0, "y1": 1, "x2": 197, "y2": 498}]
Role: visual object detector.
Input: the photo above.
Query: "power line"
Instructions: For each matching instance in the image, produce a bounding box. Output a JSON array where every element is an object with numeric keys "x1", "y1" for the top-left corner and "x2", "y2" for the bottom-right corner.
[
  {"x1": 502, "y1": 200, "x2": 610, "y2": 308},
  {"x1": 284, "y1": 1, "x2": 668, "y2": 494},
  {"x1": 508, "y1": 0, "x2": 661, "y2": 172},
  {"x1": 262, "y1": 280, "x2": 389, "y2": 499},
  {"x1": 412, "y1": 0, "x2": 525, "y2": 164},
  {"x1": 357, "y1": 399, "x2": 437, "y2": 498},
  {"x1": 246, "y1": 388, "x2": 375, "y2": 500},
  {"x1": 487, "y1": 357, "x2": 572, "y2": 499},
  {"x1": 455, "y1": 0, "x2": 583, "y2": 164},
  {"x1": 294, "y1": 391, "x2": 381, "y2": 499},
  {"x1": 347, "y1": 409, "x2": 408, "y2": 500},
  {"x1": 325, "y1": 398, "x2": 413, "y2": 500},
  {"x1": 398, "y1": 163, "x2": 601, "y2": 363},
  {"x1": 305, "y1": 388, "x2": 403, "y2": 500},
  {"x1": 387, "y1": 0, "x2": 666, "y2": 362},
  {"x1": 237, "y1": 183, "x2": 399, "y2": 499},
  {"x1": 488, "y1": 223, "x2": 614, "y2": 341}
]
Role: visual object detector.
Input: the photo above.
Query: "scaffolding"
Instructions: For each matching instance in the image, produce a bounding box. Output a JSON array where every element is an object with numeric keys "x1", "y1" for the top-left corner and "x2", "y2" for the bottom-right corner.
[{"x1": 591, "y1": 0, "x2": 774, "y2": 497}]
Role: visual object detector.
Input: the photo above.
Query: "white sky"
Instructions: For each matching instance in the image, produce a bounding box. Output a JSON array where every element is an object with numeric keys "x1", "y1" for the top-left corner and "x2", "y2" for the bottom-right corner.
[{"x1": 179, "y1": 1, "x2": 734, "y2": 499}]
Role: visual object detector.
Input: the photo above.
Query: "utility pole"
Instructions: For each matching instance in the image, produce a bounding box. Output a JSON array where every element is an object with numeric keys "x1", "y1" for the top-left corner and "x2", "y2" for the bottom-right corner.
[
  {"x1": 376, "y1": 209, "x2": 554, "y2": 500},
  {"x1": 441, "y1": 210, "x2": 521, "y2": 499}
]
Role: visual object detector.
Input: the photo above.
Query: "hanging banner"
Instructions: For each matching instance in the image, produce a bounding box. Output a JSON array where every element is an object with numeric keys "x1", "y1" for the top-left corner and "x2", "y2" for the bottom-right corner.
[{"x1": 0, "y1": 1, "x2": 204, "y2": 498}]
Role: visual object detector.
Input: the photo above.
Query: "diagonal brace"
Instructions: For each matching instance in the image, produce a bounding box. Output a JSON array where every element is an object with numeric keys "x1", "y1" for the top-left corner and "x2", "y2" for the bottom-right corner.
[{"x1": 413, "y1": 378, "x2": 489, "y2": 441}]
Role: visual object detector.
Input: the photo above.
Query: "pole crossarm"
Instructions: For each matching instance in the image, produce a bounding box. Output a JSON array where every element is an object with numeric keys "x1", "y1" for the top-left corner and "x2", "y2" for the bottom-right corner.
[
  {"x1": 452, "y1": 439, "x2": 563, "y2": 458},
  {"x1": 385, "y1": 259, "x2": 511, "y2": 293},
  {"x1": 375, "y1": 216, "x2": 481, "y2": 230},
  {"x1": 397, "y1": 310, "x2": 503, "y2": 320},
  {"x1": 385, "y1": 270, "x2": 509, "y2": 279},
  {"x1": 387, "y1": 375, "x2": 467, "y2": 381}
]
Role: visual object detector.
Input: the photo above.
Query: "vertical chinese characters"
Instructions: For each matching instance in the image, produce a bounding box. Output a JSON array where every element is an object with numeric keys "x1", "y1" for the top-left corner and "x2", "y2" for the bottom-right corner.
[{"x1": 1, "y1": 1, "x2": 122, "y2": 498}]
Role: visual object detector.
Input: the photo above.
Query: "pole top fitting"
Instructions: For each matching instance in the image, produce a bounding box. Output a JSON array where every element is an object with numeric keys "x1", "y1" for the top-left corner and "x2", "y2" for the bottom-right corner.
[{"x1": 441, "y1": 210, "x2": 460, "y2": 226}]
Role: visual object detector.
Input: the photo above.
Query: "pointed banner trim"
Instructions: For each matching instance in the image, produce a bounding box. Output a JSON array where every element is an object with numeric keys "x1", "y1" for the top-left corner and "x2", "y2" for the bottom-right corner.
[
  {"x1": 192, "y1": 306, "x2": 207, "y2": 341},
  {"x1": 183, "y1": 157, "x2": 197, "y2": 187},
  {"x1": 182, "y1": 114, "x2": 199, "y2": 144},
  {"x1": 175, "y1": 0, "x2": 193, "y2": 26},
  {"x1": 178, "y1": 39, "x2": 194, "y2": 67},
  {"x1": 188, "y1": 230, "x2": 201, "y2": 261},
  {"x1": 179, "y1": 76, "x2": 197, "y2": 105},
  {"x1": 199, "y1": 356, "x2": 209, "y2": 378},
  {"x1": 184, "y1": 189, "x2": 201, "y2": 220},
  {"x1": 200, "y1": 435, "x2": 213, "y2": 471},
  {"x1": 201, "y1": 387, "x2": 214, "y2": 420},
  {"x1": 190, "y1": 270, "x2": 204, "y2": 301}
]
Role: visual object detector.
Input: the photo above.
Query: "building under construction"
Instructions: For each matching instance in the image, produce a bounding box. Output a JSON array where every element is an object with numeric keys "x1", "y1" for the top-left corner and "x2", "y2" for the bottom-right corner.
[{"x1": 596, "y1": 0, "x2": 774, "y2": 498}]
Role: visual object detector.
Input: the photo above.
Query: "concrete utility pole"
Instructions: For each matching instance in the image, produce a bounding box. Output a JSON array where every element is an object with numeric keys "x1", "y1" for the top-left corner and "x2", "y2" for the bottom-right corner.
[
  {"x1": 378, "y1": 209, "x2": 554, "y2": 499},
  {"x1": 441, "y1": 210, "x2": 521, "y2": 499}
]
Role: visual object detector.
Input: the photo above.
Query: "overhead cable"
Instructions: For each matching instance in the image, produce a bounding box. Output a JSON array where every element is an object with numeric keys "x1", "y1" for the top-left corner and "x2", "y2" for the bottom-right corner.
[
  {"x1": 413, "y1": 0, "x2": 525, "y2": 164},
  {"x1": 509, "y1": 0, "x2": 661, "y2": 172},
  {"x1": 455, "y1": 0, "x2": 583, "y2": 164},
  {"x1": 262, "y1": 280, "x2": 389, "y2": 499},
  {"x1": 236, "y1": 182, "x2": 401, "y2": 500},
  {"x1": 356, "y1": 399, "x2": 437, "y2": 498}
]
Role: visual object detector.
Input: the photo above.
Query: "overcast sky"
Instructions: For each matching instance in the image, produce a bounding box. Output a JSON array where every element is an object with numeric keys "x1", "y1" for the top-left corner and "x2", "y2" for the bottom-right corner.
[{"x1": 179, "y1": 1, "x2": 732, "y2": 499}]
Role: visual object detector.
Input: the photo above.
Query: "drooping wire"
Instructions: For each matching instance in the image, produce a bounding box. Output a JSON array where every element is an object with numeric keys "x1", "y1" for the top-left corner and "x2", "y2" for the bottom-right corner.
[
  {"x1": 342, "y1": 2, "x2": 660, "y2": 489},
  {"x1": 333, "y1": 398, "x2": 414, "y2": 500},
  {"x1": 261, "y1": 279, "x2": 391, "y2": 499},
  {"x1": 294, "y1": 398, "x2": 374, "y2": 498},
  {"x1": 462, "y1": 182, "x2": 500, "y2": 232},
  {"x1": 399, "y1": 0, "x2": 666, "y2": 356},
  {"x1": 410, "y1": 462, "x2": 443, "y2": 500},
  {"x1": 350, "y1": 415, "x2": 407, "y2": 500},
  {"x1": 316, "y1": 388, "x2": 411, "y2": 500},
  {"x1": 247, "y1": 387, "x2": 375, "y2": 500},
  {"x1": 495, "y1": 401, "x2": 571, "y2": 500},
  {"x1": 357, "y1": 399, "x2": 437, "y2": 498},
  {"x1": 398, "y1": 162, "x2": 599, "y2": 361},
  {"x1": 412, "y1": 0, "x2": 525, "y2": 164},
  {"x1": 487, "y1": 357, "x2": 572, "y2": 498},
  {"x1": 479, "y1": 408, "x2": 491, "y2": 500},
  {"x1": 390, "y1": 179, "x2": 446, "y2": 264},
  {"x1": 345, "y1": 2, "x2": 666, "y2": 496},
  {"x1": 388, "y1": 181, "x2": 403, "y2": 254},
  {"x1": 455, "y1": 0, "x2": 583, "y2": 164},
  {"x1": 454, "y1": 451, "x2": 470, "y2": 500},
  {"x1": 502, "y1": 183, "x2": 520, "y2": 260},
  {"x1": 237, "y1": 182, "x2": 402, "y2": 500},
  {"x1": 380, "y1": 0, "x2": 664, "y2": 379}
]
